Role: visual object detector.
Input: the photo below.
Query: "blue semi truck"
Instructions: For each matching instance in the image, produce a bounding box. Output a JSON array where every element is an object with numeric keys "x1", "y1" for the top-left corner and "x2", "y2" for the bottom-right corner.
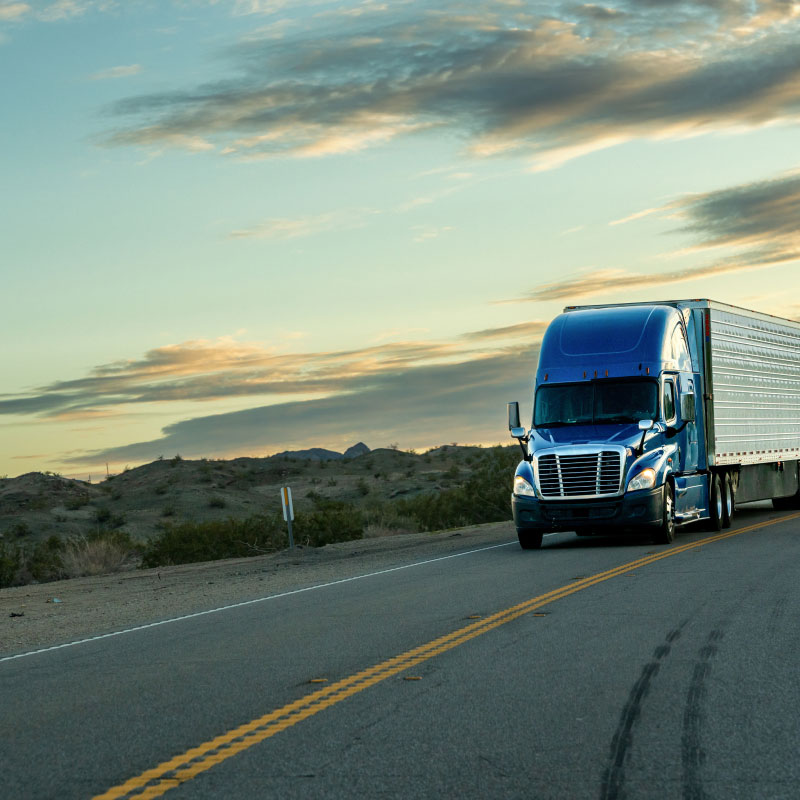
[{"x1": 508, "y1": 300, "x2": 800, "y2": 549}]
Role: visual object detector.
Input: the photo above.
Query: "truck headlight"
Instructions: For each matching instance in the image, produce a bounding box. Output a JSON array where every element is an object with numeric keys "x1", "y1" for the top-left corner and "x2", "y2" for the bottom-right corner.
[
  {"x1": 513, "y1": 475, "x2": 537, "y2": 498},
  {"x1": 627, "y1": 468, "x2": 656, "y2": 492}
]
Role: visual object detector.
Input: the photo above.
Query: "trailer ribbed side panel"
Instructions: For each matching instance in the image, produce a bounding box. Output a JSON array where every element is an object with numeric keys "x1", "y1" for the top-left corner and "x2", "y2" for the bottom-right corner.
[{"x1": 710, "y1": 307, "x2": 800, "y2": 465}]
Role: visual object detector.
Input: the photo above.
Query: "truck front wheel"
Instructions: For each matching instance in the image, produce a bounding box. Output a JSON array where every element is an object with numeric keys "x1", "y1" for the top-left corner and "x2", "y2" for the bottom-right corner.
[
  {"x1": 722, "y1": 473, "x2": 735, "y2": 528},
  {"x1": 708, "y1": 475, "x2": 723, "y2": 531},
  {"x1": 653, "y1": 483, "x2": 675, "y2": 544},
  {"x1": 517, "y1": 529, "x2": 543, "y2": 550}
]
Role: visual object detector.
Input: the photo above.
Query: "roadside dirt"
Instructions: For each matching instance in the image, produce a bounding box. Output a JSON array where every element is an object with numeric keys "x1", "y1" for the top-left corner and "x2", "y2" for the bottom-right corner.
[{"x1": 0, "y1": 522, "x2": 515, "y2": 657}]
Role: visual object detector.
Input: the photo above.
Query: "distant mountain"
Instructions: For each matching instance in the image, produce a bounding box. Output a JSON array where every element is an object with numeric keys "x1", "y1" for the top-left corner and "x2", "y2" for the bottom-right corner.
[
  {"x1": 270, "y1": 447, "x2": 343, "y2": 462},
  {"x1": 270, "y1": 443, "x2": 371, "y2": 462},
  {"x1": 343, "y1": 442, "x2": 370, "y2": 458}
]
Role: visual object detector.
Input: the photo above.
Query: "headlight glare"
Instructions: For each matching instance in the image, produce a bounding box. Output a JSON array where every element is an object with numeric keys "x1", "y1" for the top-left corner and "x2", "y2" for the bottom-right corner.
[
  {"x1": 627, "y1": 467, "x2": 656, "y2": 492},
  {"x1": 513, "y1": 475, "x2": 537, "y2": 498}
]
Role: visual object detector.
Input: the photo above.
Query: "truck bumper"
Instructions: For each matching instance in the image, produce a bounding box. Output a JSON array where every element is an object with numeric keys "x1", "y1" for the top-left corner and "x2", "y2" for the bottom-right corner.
[{"x1": 512, "y1": 486, "x2": 664, "y2": 533}]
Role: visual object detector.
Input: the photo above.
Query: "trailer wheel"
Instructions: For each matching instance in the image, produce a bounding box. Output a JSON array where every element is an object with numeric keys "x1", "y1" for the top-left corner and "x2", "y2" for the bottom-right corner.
[
  {"x1": 708, "y1": 475, "x2": 723, "y2": 531},
  {"x1": 653, "y1": 483, "x2": 675, "y2": 544},
  {"x1": 722, "y1": 473, "x2": 734, "y2": 528},
  {"x1": 517, "y1": 529, "x2": 543, "y2": 550}
]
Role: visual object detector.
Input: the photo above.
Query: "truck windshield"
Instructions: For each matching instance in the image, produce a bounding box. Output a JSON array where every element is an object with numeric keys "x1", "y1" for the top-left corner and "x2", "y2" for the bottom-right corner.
[{"x1": 534, "y1": 380, "x2": 659, "y2": 427}]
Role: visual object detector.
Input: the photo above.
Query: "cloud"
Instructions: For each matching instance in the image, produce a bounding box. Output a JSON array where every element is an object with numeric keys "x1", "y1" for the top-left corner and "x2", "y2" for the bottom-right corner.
[
  {"x1": 229, "y1": 208, "x2": 376, "y2": 238},
  {"x1": 0, "y1": 320, "x2": 546, "y2": 421},
  {"x1": 0, "y1": 3, "x2": 31, "y2": 21},
  {"x1": 37, "y1": 0, "x2": 93, "y2": 21},
  {"x1": 411, "y1": 224, "x2": 453, "y2": 243},
  {"x1": 511, "y1": 167, "x2": 800, "y2": 301},
  {"x1": 462, "y1": 320, "x2": 548, "y2": 341},
  {"x1": 1, "y1": 318, "x2": 548, "y2": 466},
  {"x1": 609, "y1": 206, "x2": 661, "y2": 226},
  {"x1": 90, "y1": 63, "x2": 141, "y2": 80},
  {"x1": 65, "y1": 347, "x2": 539, "y2": 466},
  {"x1": 98, "y1": 2, "x2": 800, "y2": 167}
]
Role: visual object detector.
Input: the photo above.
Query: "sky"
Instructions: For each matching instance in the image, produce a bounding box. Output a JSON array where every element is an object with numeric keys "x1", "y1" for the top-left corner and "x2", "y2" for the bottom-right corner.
[{"x1": 2, "y1": 0, "x2": 800, "y2": 479}]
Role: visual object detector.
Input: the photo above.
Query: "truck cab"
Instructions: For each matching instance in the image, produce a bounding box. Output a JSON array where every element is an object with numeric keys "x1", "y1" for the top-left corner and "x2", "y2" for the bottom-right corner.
[{"x1": 508, "y1": 304, "x2": 708, "y2": 549}]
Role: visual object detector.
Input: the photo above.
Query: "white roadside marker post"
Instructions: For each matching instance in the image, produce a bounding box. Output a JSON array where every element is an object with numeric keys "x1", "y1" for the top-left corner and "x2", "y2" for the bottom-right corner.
[{"x1": 281, "y1": 486, "x2": 295, "y2": 549}]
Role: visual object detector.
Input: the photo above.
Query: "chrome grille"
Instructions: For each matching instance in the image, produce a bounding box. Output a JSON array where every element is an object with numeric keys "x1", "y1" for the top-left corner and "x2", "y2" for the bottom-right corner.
[{"x1": 537, "y1": 451, "x2": 623, "y2": 498}]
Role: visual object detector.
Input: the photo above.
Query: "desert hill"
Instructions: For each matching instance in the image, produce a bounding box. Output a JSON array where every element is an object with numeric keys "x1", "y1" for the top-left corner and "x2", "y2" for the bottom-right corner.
[{"x1": 0, "y1": 443, "x2": 504, "y2": 546}]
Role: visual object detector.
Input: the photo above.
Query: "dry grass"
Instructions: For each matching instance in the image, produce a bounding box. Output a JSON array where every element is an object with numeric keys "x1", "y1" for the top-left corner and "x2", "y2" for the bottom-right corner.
[{"x1": 61, "y1": 536, "x2": 132, "y2": 578}]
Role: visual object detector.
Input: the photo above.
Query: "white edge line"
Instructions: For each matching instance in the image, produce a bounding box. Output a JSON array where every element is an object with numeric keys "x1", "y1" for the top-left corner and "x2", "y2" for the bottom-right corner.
[{"x1": 1, "y1": 541, "x2": 516, "y2": 664}]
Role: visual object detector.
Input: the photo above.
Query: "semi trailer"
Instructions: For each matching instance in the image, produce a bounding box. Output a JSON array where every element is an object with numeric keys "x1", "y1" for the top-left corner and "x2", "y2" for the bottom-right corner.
[{"x1": 507, "y1": 300, "x2": 800, "y2": 549}]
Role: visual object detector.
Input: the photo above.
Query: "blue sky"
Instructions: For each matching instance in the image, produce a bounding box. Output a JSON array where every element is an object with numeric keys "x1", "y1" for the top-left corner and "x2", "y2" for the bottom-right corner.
[{"x1": 2, "y1": 0, "x2": 800, "y2": 477}]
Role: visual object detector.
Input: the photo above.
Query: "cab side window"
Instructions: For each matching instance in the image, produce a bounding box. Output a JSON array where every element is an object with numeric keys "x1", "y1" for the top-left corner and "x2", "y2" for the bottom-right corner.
[
  {"x1": 663, "y1": 380, "x2": 676, "y2": 423},
  {"x1": 670, "y1": 325, "x2": 692, "y2": 372}
]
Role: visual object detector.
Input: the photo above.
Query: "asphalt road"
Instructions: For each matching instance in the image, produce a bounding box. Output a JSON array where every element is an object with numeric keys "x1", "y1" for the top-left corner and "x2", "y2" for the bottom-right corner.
[{"x1": 3, "y1": 501, "x2": 800, "y2": 799}]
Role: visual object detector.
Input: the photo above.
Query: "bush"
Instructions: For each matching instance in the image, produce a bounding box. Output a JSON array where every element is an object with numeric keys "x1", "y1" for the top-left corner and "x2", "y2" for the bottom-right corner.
[
  {"x1": 0, "y1": 541, "x2": 22, "y2": 588},
  {"x1": 208, "y1": 496, "x2": 226, "y2": 509},
  {"x1": 392, "y1": 447, "x2": 518, "y2": 532},
  {"x1": 293, "y1": 499, "x2": 363, "y2": 547},
  {"x1": 65, "y1": 494, "x2": 90, "y2": 510},
  {"x1": 61, "y1": 532, "x2": 137, "y2": 578},
  {"x1": 93, "y1": 506, "x2": 126, "y2": 528},
  {"x1": 23, "y1": 535, "x2": 66, "y2": 583},
  {"x1": 141, "y1": 515, "x2": 285, "y2": 567}
]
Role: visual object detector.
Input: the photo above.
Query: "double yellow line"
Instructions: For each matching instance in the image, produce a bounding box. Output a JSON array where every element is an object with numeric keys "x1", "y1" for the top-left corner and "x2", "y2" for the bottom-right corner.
[{"x1": 95, "y1": 513, "x2": 800, "y2": 799}]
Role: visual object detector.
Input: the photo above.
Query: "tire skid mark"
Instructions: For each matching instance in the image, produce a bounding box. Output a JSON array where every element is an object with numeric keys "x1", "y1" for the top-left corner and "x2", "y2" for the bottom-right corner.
[
  {"x1": 600, "y1": 620, "x2": 688, "y2": 800},
  {"x1": 682, "y1": 628, "x2": 724, "y2": 800}
]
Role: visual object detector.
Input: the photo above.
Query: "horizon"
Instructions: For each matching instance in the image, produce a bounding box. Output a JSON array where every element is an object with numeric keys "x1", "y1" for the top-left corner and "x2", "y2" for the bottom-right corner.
[{"x1": 3, "y1": 1, "x2": 800, "y2": 479}]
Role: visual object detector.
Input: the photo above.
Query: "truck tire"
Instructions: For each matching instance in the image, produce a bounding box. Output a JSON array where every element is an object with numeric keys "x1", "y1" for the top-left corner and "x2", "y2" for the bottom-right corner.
[
  {"x1": 708, "y1": 474, "x2": 723, "y2": 531},
  {"x1": 722, "y1": 473, "x2": 734, "y2": 528},
  {"x1": 517, "y1": 529, "x2": 543, "y2": 550},
  {"x1": 773, "y1": 493, "x2": 800, "y2": 510},
  {"x1": 653, "y1": 483, "x2": 675, "y2": 544}
]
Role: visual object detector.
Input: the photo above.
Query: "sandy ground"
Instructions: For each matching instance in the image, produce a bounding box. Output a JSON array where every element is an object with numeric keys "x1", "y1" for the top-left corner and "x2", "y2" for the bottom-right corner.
[{"x1": 0, "y1": 522, "x2": 515, "y2": 657}]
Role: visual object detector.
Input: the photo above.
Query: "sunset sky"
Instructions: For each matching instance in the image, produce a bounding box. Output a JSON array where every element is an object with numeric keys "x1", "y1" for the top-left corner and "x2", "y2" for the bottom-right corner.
[{"x1": 2, "y1": 0, "x2": 800, "y2": 478}]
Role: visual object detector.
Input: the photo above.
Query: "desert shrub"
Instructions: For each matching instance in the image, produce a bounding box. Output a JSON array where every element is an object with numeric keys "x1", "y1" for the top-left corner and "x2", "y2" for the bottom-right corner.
[
  {"x1": 0, "y1": 542, "x2": 22, "y2": 588},
  {"x1": 93, "y1": 506, "x2": 126, "y2": 529},
  {"x1": 23, "y1": 535, "x2": 65, "y2": 583},
  {"x1": 61, "y1": 531, "x2": 137, "y2": 578},
  {"x1": 293, "y1": 498, "x2": 363, "y2": 547},
  {"x1": 65, "y1": 494, "x2": 90, "y2": 510},
  {"x1": 362, "y1": 500, "x2": 418, "y2": 537},
  {"x1": 141, "y1": 515, "x2": 285, "y2": 567},
  {"x1": 445, "y1": 464, "x2": 460, "y2": 479},
  {"x1": 12, "y1": 521, "x2": 32, "y2": 538},
  {"x1": 392, "y1": 447, "x2": 519, "y2": 532},
  {"x1": 208, "y1": 496, "x2": 226, "y2": 509},
  {"x1": 356, "y1": 478, "x2": 370, "y2": 496}
]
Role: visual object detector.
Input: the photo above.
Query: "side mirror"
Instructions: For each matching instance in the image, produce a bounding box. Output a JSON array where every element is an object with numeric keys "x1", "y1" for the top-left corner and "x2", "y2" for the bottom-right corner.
[
  {"x1": 680, "y1": 394, "x2": 696, "y2": 423},
  {"x1": 638, "y1": 419, "x2": 654, "y2": 431},
  {"x1": 508, "y1": 401, "x2": 521, "y2": 431},
  {"x1": 508, "y1": 401, "x2": 531, "y2": 461}
]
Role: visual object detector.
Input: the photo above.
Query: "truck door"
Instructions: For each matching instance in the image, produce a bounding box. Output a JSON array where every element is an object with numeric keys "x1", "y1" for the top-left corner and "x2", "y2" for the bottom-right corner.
[
  {"x1": 680, "y1": 375, "x2": 700, "y2": 474},
  {"x1": 667, "y1": 320, "x2": 701, "y2": 475}
]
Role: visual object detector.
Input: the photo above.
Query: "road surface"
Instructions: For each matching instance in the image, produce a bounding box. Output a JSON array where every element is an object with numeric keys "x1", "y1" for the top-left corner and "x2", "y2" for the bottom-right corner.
[{"x1": 2, "y1": 502, "x2": 800, "y2": 799}]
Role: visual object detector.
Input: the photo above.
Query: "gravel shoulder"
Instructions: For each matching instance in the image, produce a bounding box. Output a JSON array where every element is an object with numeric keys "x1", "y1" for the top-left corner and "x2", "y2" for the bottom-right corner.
[{"x1": 0, "y1": 522, "x2": 515, "y2": 657}]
